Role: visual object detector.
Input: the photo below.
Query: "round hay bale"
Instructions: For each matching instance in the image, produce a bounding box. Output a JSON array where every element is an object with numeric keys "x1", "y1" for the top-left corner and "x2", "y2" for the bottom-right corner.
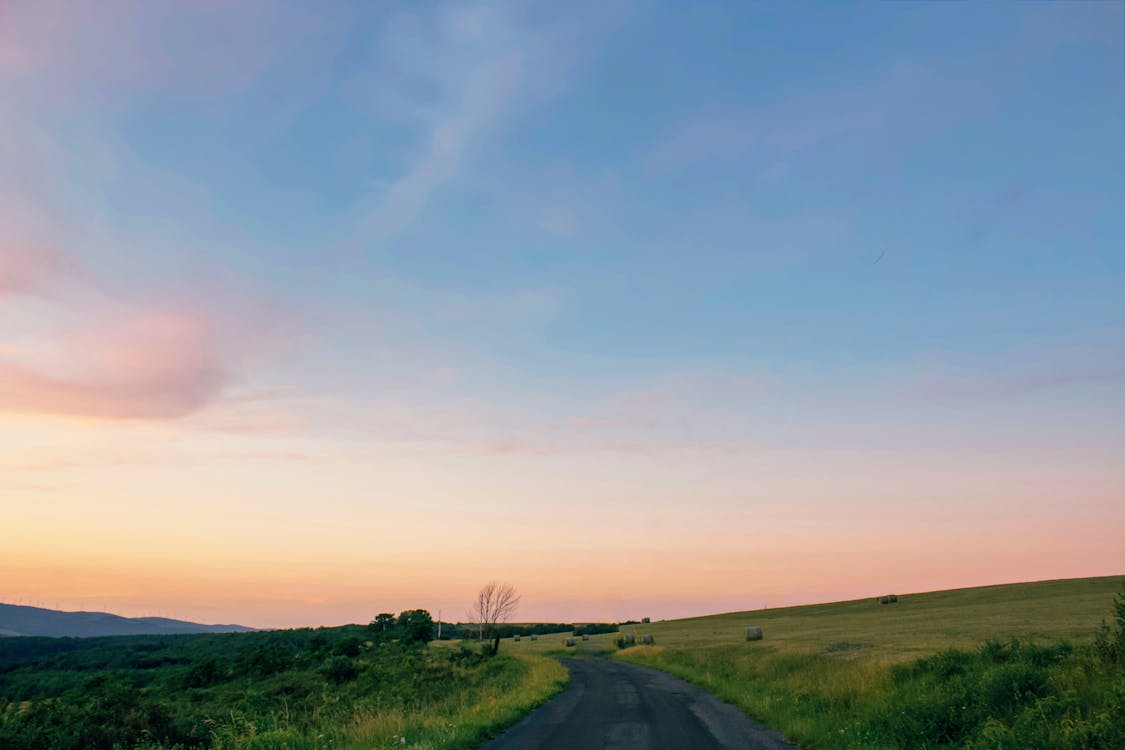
[
  {"x1": 582, "y1": 634, "x2": 589, "y2": 641},
  {"x1": 623, "y1": 633, "x2": 635, "y2": 645},
  {"x1": 641, "y1": 634, "x2": 654, "y2": 645},
  {"x1": 745, "y1": 626, "x2": 763, "y2": 641},
  {"x1": 513, "y1": 634, "x2": 521, "y2": 642},
  {"x1": 565, "y1": 638, "x2": 576, "y2": 647},
  {"x1": 530, "y1": 634, "x2": 538, "y2": 641}
]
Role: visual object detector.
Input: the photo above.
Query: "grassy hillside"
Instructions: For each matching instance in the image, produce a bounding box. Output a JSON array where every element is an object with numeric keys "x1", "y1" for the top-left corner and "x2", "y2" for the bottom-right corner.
[
  {"x1": 602, "y1": 576, "x2": 1124, "y2": 750},
  {"x1": 499, "y1": 576, "x2": 1123, "y2": 658},
  {"x1": 615, "y1": 576, "x2": 1125, "y2": 658}
]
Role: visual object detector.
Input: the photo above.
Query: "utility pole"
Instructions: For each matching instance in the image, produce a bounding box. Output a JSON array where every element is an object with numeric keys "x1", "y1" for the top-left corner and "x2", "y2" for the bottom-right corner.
[{"x1": 437, "y1": 609, "x2": 442, "y2": 640}]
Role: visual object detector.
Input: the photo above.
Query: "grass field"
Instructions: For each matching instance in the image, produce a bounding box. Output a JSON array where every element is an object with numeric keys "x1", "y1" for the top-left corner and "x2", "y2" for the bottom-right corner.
[
  {"x1": 501, "y1": 576, "x2": 1123, "y2": 657},
  {"x1": 496, "y1": 575, "x2": 1125, "y2": 749},
  {"x1": 615, "y1": 576, "x2": 1125, "y2": 658},
  {"x1": 614, "y1": 576, "x2": 1125, "y2": 750}
]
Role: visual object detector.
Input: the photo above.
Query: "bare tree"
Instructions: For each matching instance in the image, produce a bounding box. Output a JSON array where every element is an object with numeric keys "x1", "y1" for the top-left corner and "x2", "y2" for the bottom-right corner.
[{"x1": 468, "y1": 581, "x2": 520, "y2": 655}]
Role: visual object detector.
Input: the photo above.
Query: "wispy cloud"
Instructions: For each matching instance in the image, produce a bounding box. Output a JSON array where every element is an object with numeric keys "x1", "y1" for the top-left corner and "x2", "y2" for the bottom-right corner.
[
  {"x1": 323, "y1": 368, "x2": 765, "y2": 460},
  {"x1": 352, "y1": 2, "x2": 533, "y2": 246},
  {"x1": 910, "y1": 333, "x2": 1125, "y2": 404},
  {"x1": 916, "y1": 366, "x2": 1125, "y2": 403}
]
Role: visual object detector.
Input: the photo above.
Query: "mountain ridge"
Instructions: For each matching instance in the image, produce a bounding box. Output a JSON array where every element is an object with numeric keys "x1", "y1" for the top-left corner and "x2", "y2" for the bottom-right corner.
[{"x1": 0, "y1": 602, "x2": 254, "y2": 637}]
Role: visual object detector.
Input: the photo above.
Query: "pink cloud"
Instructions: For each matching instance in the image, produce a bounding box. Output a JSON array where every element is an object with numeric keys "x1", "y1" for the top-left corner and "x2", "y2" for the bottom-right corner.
[
  {"x1": 0, "y1": 244, "x2": 80, "y2": 296},
  {"x1": 0, "y1": 312, "x2": 226, "y2": 419},
  {"x1": 0, "y1": 241, "x2": 247, "y2": 421}
]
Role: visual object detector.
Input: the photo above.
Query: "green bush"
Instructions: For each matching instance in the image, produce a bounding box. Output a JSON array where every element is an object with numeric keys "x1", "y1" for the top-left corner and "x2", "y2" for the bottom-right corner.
[{"x1": 321, "y1": 655, "x2": 359, "y2": 684}]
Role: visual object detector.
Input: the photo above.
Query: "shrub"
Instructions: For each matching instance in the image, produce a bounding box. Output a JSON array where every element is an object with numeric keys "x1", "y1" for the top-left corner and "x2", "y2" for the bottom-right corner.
[
  {"x1": 397, "y1": 609, "x2": 435, "y2": 644},
  {"x1": 321, "y1": 655, "x2": 360, "y2": 684},
  {"x1": 181, "y1": 658, "x2": 224, "y2": 688}
]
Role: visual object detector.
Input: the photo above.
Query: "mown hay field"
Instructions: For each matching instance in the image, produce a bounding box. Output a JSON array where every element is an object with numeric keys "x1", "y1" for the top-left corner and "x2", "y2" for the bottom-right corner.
[
  {"x1": 500, "y1": 576, "x2": 1123, "y2": 659},
  {"x1": 494, "y1": 576, "x2": 1124, "y2": 749}
]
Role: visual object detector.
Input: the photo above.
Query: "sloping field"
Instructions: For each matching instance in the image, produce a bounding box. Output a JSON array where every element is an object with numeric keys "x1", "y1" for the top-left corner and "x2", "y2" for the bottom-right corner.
[
  {"x1": 499, "y1": 576, "x2": 1124, "y2": 749},
  {"x1": 611, "y1": 576, "x2": 1124, "y2": 749},
  {"x1": 503, "y1": 576, "x2": 1123, "y2": 659},
  {"x1": 613, "y1": 575, "x2": 1124, "y2": 660}
]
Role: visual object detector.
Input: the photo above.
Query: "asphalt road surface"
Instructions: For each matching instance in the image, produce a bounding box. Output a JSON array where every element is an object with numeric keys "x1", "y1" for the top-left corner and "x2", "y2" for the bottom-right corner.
[{"x1": 480, "y1": 657, "x2": 803, "y2": 750}]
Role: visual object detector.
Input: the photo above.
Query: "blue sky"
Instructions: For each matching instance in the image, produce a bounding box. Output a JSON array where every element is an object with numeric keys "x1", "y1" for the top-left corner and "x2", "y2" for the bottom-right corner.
[
  {"x1": 1, "y1": 1, "x2": 1122, "y2": 626},
  {"x1": 109, "y1": 1, "x2": 1122, "y2": 367}
]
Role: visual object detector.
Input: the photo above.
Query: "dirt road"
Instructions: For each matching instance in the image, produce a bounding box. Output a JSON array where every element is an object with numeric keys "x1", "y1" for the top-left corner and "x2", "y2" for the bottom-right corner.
[{"x1": 479, "y1": 657, "x2": 802, "y2": 749}]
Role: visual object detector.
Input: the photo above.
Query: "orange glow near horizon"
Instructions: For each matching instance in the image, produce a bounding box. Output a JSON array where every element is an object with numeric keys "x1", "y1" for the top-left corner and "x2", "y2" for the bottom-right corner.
[{"x1": 3, "y1": 409, "x2": 1122, "y2": 629}]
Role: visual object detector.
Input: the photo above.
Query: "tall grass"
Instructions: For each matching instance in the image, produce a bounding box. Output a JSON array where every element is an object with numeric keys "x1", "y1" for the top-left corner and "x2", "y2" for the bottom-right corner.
[
  {"x1": 337, "y1": 650, "x2": 566, "y2": 750},
  {"x1": 616, "y1": 578, "x2": 1125, "y2": 749},
  {"x1": 622, "y1": 638, "x2": 1122, "y2": 749},
  {"x1": 180, "y1": 651, "x2": 567, "y2": 750}
]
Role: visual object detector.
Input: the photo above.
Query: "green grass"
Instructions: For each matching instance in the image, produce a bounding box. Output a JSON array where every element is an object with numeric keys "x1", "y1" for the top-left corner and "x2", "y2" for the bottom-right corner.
[
  {"x1": 0, "y1": 626, "x2": 567, "y2": 750},
  {"x1": 246, "y1": 649, "x2": 567, "y2": 750},
  {"x1": 607, "y1": 576, "x2": 1124, "y2": 749}
]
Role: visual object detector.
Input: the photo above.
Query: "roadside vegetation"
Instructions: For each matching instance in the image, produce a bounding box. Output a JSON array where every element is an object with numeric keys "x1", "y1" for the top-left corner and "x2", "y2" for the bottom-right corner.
[
  {"x1": 613, "y1": 576, "x2": 1124, "y2": 749},
  {"x1": 0, "y1": 610, "x2": 566, "y2": 750}
]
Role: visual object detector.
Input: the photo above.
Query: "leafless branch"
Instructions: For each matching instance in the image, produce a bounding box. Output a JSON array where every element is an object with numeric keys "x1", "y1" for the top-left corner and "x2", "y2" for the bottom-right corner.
[{"x1": 467, "y1": 581, "x2": 521, "y2": 641}]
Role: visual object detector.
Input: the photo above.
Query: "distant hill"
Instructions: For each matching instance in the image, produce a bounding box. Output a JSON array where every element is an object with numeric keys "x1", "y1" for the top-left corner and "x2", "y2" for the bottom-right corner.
[{"x1": 0, "y1": 603, "x2": 254, "y2": 638}]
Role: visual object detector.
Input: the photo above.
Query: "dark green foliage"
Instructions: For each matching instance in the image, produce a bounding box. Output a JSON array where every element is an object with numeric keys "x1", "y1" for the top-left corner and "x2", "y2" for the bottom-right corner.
[
  {"x1": 0, "y1": 636, "x2": 86, "y2": 664},
  {"x1": 240, "y1": 643, "x2": 295, "y2": 676},
  {"x1": 321, "y1": 655, "x2": 359, "y2": 684},
  {"x1": 306, "y1": 631, "x2": 329, "y2": 655},
  {"x1": 181, "y1": 658, "x2": 224, "y2": 688},
  {"x1": 870, "y1": 637, "x2": 1123, "y2": 749},
  {"x1": 369, "y1": 612, "x2": 396, "y2": 634},
  {"x1": 333, "y1": 636, "x2": 363, "y2": 657},
  {"x1": 493, "y1": 622, "x2": 571, "y2": 638},
  {"x1": 0, "y1": 609, "x2": 510, "y2": 750},
  {"x1": 434, "y1": 621, "x2": 617, "y2": 640},
  {"x1": 573, "y1": 623, "x2": 619, "y2": 636},
  {"x1": 1093, "y1": 585, "x2": 1125, "y2": 665},
  {"x1": 397, "y1": 609, "x2": 435, "y2": 644}
]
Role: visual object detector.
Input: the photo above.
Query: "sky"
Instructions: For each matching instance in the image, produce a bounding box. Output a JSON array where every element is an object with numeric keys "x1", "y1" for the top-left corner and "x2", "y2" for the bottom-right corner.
[{"x1": 1, "y1": 0, "x2": 1123, "y2": 630}]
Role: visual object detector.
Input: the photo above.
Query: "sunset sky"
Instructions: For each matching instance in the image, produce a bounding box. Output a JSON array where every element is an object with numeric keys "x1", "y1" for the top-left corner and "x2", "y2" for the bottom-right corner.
[{"x1": 1, "y1": 1, "x2": 1123, "y2": 629}]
